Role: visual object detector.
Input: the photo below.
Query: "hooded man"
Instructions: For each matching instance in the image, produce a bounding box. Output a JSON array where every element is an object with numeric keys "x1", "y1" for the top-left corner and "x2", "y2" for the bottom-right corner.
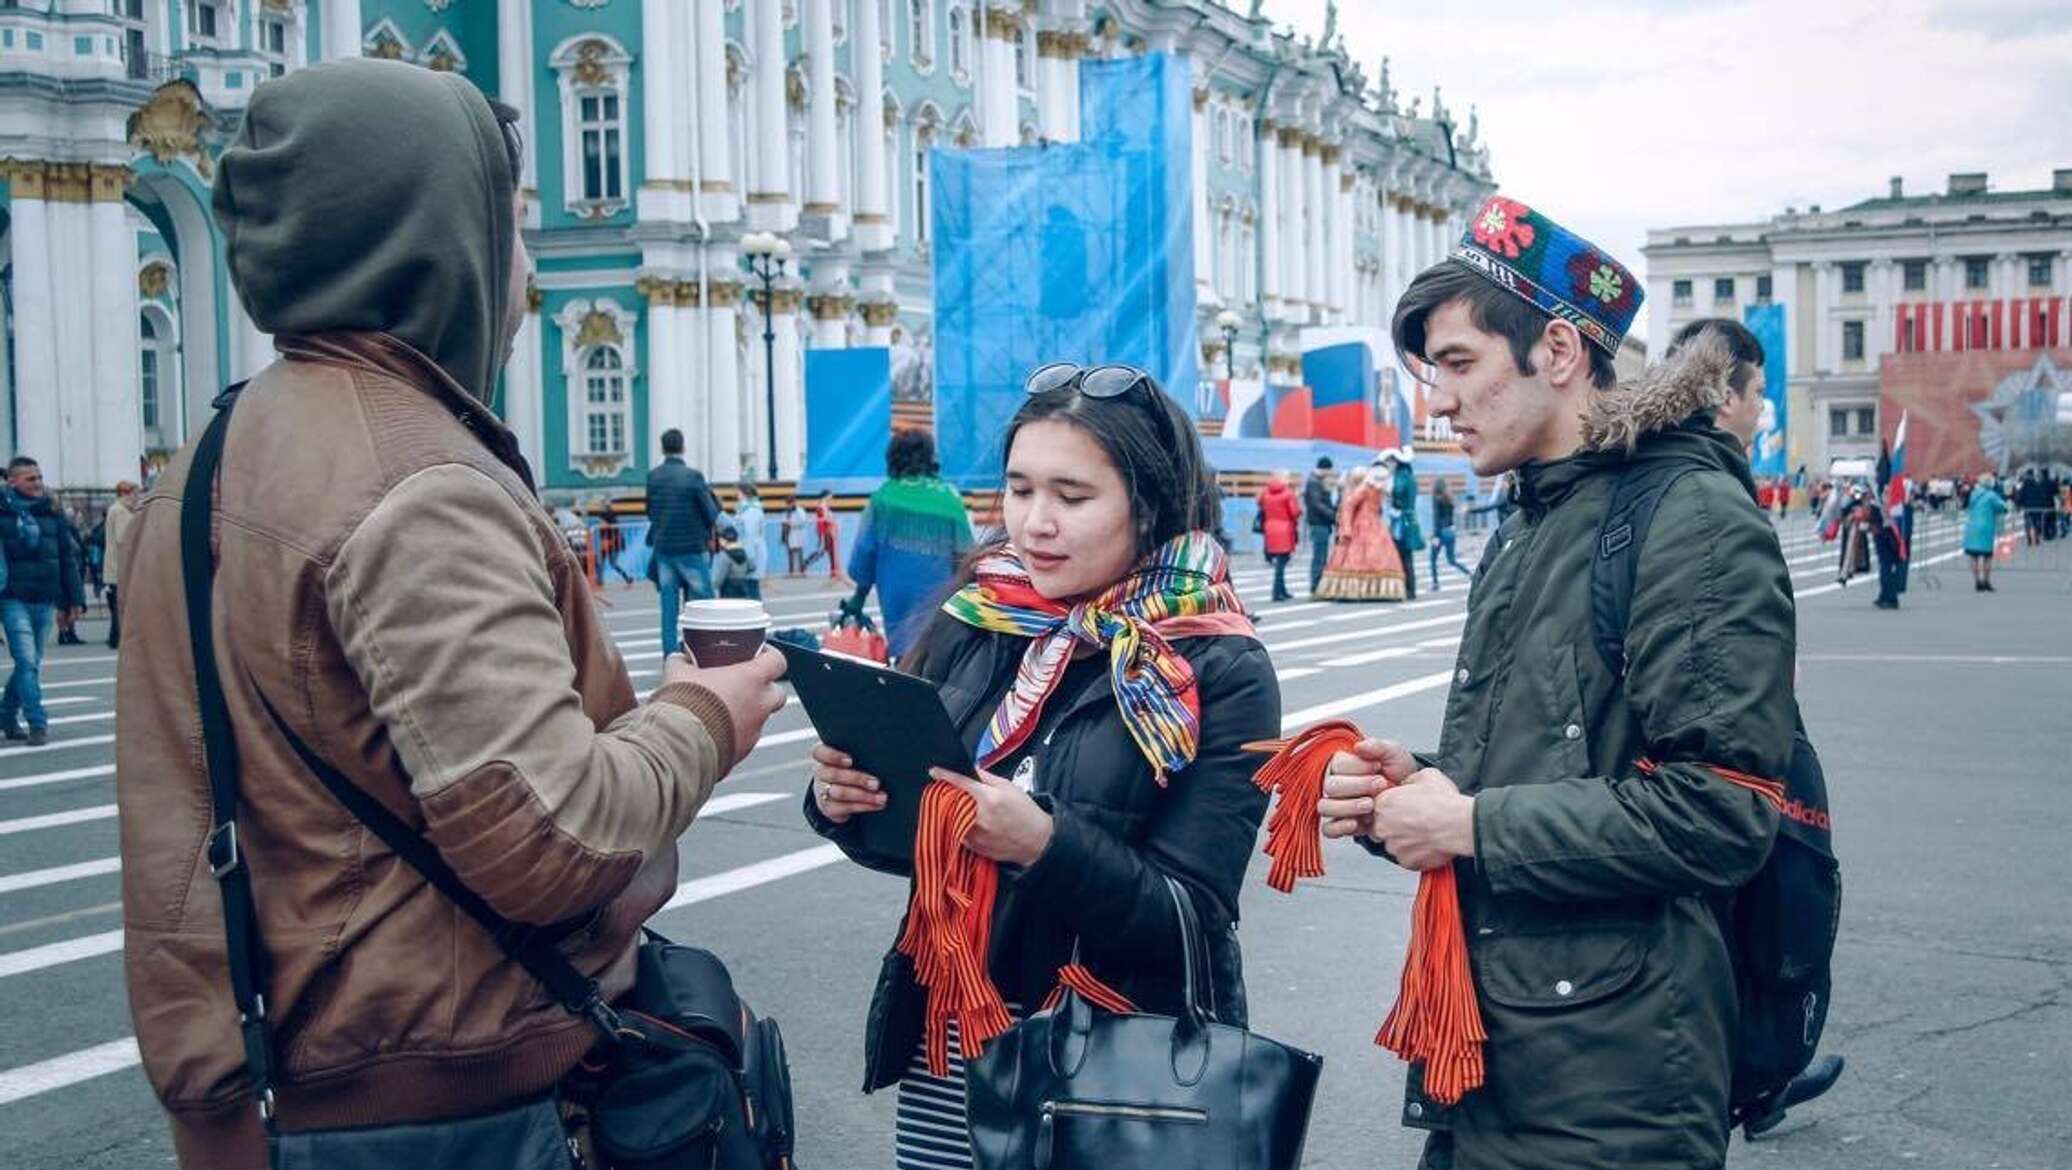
[
  {"x1": 1316, "y1": 195, "x2": 1795, "y2": 1170},
  {"x1": 115, "y1": 60, "x2": 787, "y2": 1167}
]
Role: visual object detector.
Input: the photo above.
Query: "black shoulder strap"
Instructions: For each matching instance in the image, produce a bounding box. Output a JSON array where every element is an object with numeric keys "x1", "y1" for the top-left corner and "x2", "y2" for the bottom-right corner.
[
  {"x1": 1590, "y1": 460, "x2": 1703, "y2": 678},
  {"x1": 180, "y1": 390, "x2": 622, "y2": 1127}
]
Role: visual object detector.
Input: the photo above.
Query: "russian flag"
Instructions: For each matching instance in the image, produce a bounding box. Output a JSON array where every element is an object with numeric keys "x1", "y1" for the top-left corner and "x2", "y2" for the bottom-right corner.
[{"x1": 1884, "y1": 411, "x2": 1910, "y2": 558}]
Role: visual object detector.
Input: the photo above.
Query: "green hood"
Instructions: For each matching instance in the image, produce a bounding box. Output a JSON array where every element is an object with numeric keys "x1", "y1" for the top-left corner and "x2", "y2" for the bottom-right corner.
[{"x1": 212, "y1": 58, "x2": 517, "y2": 403}]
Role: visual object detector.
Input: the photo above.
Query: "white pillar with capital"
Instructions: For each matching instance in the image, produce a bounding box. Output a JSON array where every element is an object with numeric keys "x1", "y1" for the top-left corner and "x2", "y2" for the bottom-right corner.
[
  {"x1": 747, "y1": 0, "x2": 793, "y2": 232},
  {"x1": 7, "y1": 169, "x2": 59, "y2": 482},
  {"x1": 1277, "y1": 126, "x2": 1303, "y2": 318},
  {"x1": 693, "y1": 0, "x2": 735, "y2": 224},
  {"x1": 852, "y1": 0, "x2": 890, "y2": 250},
  {"x1": 768, "y1": 288, "x2": 805, "y2": 479},
  {"x1": 1321, "y1": 146, "x2": 1343, "y2": 321},
  {"x1": 90, "y1": 175, "x2": 142, "y2": 487},
  {"x1": 322, "y1": 0, "x2": 362, "y2": 59},
  {"x1": 504, "y1": 293, "x2": 544, "y2": 472},
  {"x1": 705, "y1": 263, "x2": 744, "y2": 481},
  {"x1": 1258, "y1": 120, "x2": 1281, "y2": 314},
  {"x1": 641, "y1": 277, "x2": 683, "y2": 463},
  {"x1": 496, "y1": 0, "x2": 537, "y2": 218},
  {"x1": 1302, "y1": 136, "x2": 1324, "y2": 316},
  {"x1": 638, "y1": 0, "x2": 686, "y2": 223},
  {"x1": 1191, "y1": 84, "x2": 1213, "y2": 304},
  {"x1": 981, "y1": 9, "x2": 1021, "y2": 147},
  {"x1": 804, "y1": 0, "x2": 843, "y2": 235}
]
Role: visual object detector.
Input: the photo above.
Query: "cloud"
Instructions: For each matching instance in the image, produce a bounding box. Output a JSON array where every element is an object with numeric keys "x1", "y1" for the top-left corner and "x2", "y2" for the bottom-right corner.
[{"x1": 1261, "y1": 0, "x2": 2072, "y2": 301}]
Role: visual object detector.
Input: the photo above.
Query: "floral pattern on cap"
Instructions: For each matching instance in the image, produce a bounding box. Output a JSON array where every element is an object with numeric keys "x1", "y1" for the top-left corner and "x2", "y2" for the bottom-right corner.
[
  {"x1": 1471, "y1": 197, "x2": 1537, "y2": 259},
  {"x1": 1450, "y1": 193, "x2": 1644, "y2": 357}
]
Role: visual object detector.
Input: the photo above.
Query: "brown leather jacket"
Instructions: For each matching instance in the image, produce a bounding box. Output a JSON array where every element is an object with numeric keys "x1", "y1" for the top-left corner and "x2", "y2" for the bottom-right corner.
[{"x1": 116, "y1": 334, "x2": 735, "y2": 1167}]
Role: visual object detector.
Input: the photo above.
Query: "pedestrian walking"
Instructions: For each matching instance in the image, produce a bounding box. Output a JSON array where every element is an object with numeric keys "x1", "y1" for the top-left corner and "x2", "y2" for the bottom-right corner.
[
  {"x1": 1868, "y1": 502, "x2": 1904, "y2": 609},
  {"x1": 732, "y1": 479, "x2": 768, "y2": 593},
  {"x1": 781, "y1": 496, "x2": 809, "y2": 575},
  {"x1": 1255, "y1": 469, "x2": 1302, "y2": 601},
  {"x1": 1964, "y1": 473, "x2": 2010, "y2": 591},
  {"x1": 842, "y1": 430, "x2": 975, "y2": 658},
  {"x1": 1303, "y1": 456, "x2": 1338, "y2": 594},
  {"x1": 112, "y1": 60, "x2": 789, "y2": 1168},
  {"x1": 645, "y1": 425, "x2": 724, "y2": 656},
  {"x1": 593, "y1": 505, "x2": 635, "y2": 585},
  {"x1": 805, "y1": 361, "x2": 1276, "y2": 1170},
  {"x1": 103, "y1": 480, "x2": 139, "y2": 650},
  {"x1": 801, "y1": 489, "x2": 841, "y2": 577},
  {"x1": 1384, "y1": 447, "x2": 1423, "y2": 599},
  {"x1": 1426, "y1": 476, "x2": 1473, "y2": 589},
  {"x1": 1, "y1": 456, "x2": 85, "y2": 745},
  {"x1": 1321, "y1": 199, "x2": 1796, "y2": 1170},
  {"x1": 1315, "y1": 465, "x2": 1410, "y2": 601}
]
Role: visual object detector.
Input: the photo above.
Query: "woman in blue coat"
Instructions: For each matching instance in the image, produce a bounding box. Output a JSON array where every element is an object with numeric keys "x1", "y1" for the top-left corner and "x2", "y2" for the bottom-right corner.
[{"x1": 1963, "y1": 474, "x2": 2010, "y2": 592}]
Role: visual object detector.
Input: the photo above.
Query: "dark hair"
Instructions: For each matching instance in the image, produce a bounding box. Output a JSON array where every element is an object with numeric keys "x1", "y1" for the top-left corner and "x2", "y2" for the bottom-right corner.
[
  {"x1": 886, "y1": 429, "x2": 938, "y2": 479},
  {"x1": 1668, "y1": 318, "x2": 1766, "y2": 396},
  {"x1": 1430, "y1": 476, "x2": 1451, "y2": 502},
  {"x1": 1006, "y1": 375, "x2": 1222, "y2": 559},
  {"x1": 1316, "y1": 456, "x2": 1334, "y2": 470},
  {"x1": 660, "y1": 428, "x2": 685, "y2": 455},
  {"x1": 7, "y1": 457, "x2": 38, "y2": 474},
  {"x1": 737, "y1": 479, "x2": 759, "y2": 498},
  {"x1": 1392, "y1": 259, "x2": 1618, "y2": 391}
]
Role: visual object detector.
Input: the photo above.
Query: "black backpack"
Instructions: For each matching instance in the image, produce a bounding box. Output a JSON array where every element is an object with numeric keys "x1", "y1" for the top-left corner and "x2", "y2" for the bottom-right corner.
[{"x1": 1591, "y1": 459, "x2": 1842, "y2": 1123}]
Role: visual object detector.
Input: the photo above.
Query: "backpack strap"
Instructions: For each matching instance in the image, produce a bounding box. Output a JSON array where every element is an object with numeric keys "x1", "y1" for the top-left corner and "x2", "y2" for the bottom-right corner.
[
  {"x1": 1590, "y1": 460, "x2": 1703, "y2": 678},
  {"x1": 180, "y1": 386, "x2": 627, "y2": 1126}
]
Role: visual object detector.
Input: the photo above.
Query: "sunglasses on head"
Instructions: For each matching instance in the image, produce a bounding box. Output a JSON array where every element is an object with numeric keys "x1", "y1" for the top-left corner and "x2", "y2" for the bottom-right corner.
[{"x1": 1023, "y1": 362, "x2": 1154, "y2": 401}]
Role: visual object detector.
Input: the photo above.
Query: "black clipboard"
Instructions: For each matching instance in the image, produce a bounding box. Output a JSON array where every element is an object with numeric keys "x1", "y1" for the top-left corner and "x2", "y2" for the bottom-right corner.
[{"x1": 775, "y1": 640, "x2": 972, "y2": 860}]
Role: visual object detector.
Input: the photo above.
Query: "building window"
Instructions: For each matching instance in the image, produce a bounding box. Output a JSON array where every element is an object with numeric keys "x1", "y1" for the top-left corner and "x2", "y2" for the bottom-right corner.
[
  {"x1": 550, "y1": 37, "x2": 635, "y2": 219},
  {"x1": 1965, "y1": 256, "x2": 1989, "y2": 289},
  {"x1": 1854, "y1": 407, "x2": 1874, "y2": 436},
  {"x1": 1903, "y1": 260, "x2": 1927, "y2": 291},
  {"x1": 2028, "y1": 255, "x2": 2053, "y2": 287},
  {"x1": 580, "y1": 348, "x2": 629, "y2": 457},
  {"x1": 1239, "y1": 217, "x2": 1256, "y2": 303},
  {"x1": 554, "y1": 299, "x2": 640, "y2": 477},
  {"x1": 1756, "y1": 274, "x2": 1773, "y2": 302},
  {"x1": 1842, "y1": 320, "x2": 1864, "y2": 362},
  {"x1": 1016, "y1": 21, "x2": 1035, "y2": 93},
  {"x1": 139, "y1": 316, "x2": 160, "y2": 432},
  {"x1": 908, "y1": 0, "x2": 932, "y2": 71},
  {"x1": 911, "y1": 124, "x2": 934, "y2": 244},
  {"x1": 946, "y1": 5, "x2": 967, "y2": 80},
  {"x1": 189, "y1": 1, "x2": 219, "y2": 41},
  {"x1": 1672, "y1": 279, "x2": 1692, "y2": 307},
  {"x1": 1840, "y1": 262, "x2": 1865, "y2": 294},
  {"x1": 1828, "y1": 408, "x2": 1849, "y2": 437},
  {"x1": 1713, "y1": 277, "x2": 1735, "y2": 304}
]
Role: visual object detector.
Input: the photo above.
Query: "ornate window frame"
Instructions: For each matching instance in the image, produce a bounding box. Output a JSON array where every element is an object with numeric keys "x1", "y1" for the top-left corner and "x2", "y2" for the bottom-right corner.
[
  {"x1": 553, "y1": 298, "x2": 641, "y2": 479},
  {"x1": 946, "y1": 3, "x2": 970, "y2": 84},
  {"x1": 907, "y1": 0, "x2": 934, "y2": 75},
  {"x1": 549, "y1": 34, "x2": 635, "y2": 221},
  {"x1": 363, "y1": 17, "x2": 410, "y2": 62},
  {"x1": 421, "y1": 28, "x2": 468, "y2": 75}
]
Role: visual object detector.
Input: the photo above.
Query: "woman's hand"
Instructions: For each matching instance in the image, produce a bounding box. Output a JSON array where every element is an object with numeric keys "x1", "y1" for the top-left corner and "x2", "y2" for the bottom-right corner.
[
  {"x1": 811, "y1": 743, "x2": 887, "y2": 824},
  {"x1": 929, "y1": 767, "x2": 1055, "y2": 866}
]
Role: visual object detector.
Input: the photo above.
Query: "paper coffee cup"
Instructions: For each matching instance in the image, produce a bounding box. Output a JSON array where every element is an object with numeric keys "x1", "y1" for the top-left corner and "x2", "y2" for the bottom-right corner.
[{"x1": 680, "y1": 598, "x2": 770, "y2": 667}]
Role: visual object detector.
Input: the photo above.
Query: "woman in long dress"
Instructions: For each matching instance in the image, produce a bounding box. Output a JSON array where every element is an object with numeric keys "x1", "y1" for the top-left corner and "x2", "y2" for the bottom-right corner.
[{"x1": 1316, "y1": 466, "x2": 1408, "y2": 601}]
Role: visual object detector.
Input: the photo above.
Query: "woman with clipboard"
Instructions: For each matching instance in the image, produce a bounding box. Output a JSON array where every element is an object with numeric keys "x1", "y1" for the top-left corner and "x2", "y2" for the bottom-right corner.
[{"x1": 803, "y1": 364, "x2": 1281, "y2": 1170}]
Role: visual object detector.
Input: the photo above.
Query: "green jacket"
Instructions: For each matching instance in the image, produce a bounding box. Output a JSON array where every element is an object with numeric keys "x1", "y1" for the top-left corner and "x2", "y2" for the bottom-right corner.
[{"x1": 1405, "y1": 344, "x2": 1795, "y2": 1170}]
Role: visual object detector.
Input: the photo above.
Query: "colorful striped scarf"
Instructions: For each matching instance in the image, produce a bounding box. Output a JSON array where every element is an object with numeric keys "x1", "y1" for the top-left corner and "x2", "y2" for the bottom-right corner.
[
  {"x1": 897, "y1": 530, "x2": 1254, "y2": 1077},
  {"x1": 941, "y1": 530, "x2": 1253, "y2": 781}
]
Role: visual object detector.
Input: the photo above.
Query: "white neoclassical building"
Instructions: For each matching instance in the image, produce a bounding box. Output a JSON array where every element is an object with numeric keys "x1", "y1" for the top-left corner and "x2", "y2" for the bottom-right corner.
[{"x1": 2, "y1": 0, "x2": 1494, "y2": 493}]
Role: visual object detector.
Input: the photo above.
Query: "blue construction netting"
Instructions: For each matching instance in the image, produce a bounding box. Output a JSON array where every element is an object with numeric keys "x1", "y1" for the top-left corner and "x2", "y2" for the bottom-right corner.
[{"x1": 930, "y1": 53, "x2": 1200, "y2": 486}]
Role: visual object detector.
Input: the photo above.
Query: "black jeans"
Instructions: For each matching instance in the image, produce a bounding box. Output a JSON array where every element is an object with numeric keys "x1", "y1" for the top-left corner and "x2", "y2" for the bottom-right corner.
[
  {"x1": 1309, "y1": 527, "x2": 1333, "y2": 594},
  {"x1": 1268, "y1": 552, "x2": 1292, "y2": 600},
  {"x1": 1394, "y1": 535, "x2": 1418, "y2": 599}
]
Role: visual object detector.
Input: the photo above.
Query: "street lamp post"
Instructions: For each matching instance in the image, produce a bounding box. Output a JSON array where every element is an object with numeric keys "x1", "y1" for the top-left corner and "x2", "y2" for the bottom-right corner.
[
  {"x1": 1215, "y1": 308, "x2": 1241, "y2": 381},
  {"x1": 740, "y1": 231, "x2": 792, "y2": 481}
]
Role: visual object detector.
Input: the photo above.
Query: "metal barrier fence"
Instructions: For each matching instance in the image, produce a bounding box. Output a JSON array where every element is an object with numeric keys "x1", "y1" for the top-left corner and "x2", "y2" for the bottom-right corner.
[{"x1": 1996, "y1": 509, "x2": 2072, "y2": 584}]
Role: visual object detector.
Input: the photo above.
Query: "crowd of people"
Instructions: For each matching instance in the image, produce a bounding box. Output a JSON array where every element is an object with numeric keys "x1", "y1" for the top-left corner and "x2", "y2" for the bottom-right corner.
[{"x1": 98, "y1": 60, "x2": 1875, "y2": 1170}]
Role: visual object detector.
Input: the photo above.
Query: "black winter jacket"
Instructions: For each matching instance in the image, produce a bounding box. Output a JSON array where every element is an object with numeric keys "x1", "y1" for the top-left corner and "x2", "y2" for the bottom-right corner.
[
  {"x1": 643, "y1": 457, "x2": 721, "y2": 554},
  {"x1": 804, "y1": 620, "x2": 1280, "y2": 1092},
  {"x1": 1, "y1": 490, "x2": 84, "y2": 608},
  {"x1": 1302, "y1": 473, "x2": 1337, "y2": 528}
]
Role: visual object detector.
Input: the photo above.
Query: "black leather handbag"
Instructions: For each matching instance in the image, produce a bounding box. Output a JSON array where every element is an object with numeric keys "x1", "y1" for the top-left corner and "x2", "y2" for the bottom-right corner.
[
  {"x1": 180, "y1": 388, "x2": 793, "y2": 1170},
  {"x1": 965, "y1": 877, "x2": 1323, "y2": 1170}
]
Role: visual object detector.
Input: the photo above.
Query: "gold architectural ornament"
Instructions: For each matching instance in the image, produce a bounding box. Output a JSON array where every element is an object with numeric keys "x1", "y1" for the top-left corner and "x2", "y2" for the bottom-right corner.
[
  {"x1": 807, "y1": 294, "x2": 854, "y2": 321},
  {"x1": 88, "y1": 164, "x2": 130, "y2": 202},
  {"x1": 46, "y1": 164, "x2": 93, "y2": 203},
  {"x1": 423, "y1": 0, "x2": 453, "y2": 10},
  {"x1": 705, "y1": 280, "x2": 743, "y2": 308},
  {"x1": 1277, "y1": 126, "x2": 1302, "y2": 148},
  {"x1": 635, "y1": 275, "x2": 676, "y2": 306},
  {"x1": 525, "y1": 279, "x2": 543, "y2": 312},
  {"x1": 127, "y1": 81, "x2": 215, "y2": 178},
  {"x1": 3, "y1": 161, "x2": 46, "y2": 199},
  {"x1": 1202, "y1": 339, "x2": 1225, "y2": 363},
  {"x1": 953, "y1": 123, "x2": 975, "y2": 148},
  {"x1": 1193, "y1": 87, "x2": 1208, "y2": 112},
  {"x1": 1340, "y1": 172, "x2": 1355, "y2": 192},
  {"x1": 673, "y1": 280, "x2": 701, "y2": 308},
  {"x1": 575, "y1": 455, "x2": 626, "y2": 479},
  {"x1": 1319, "y1": 145, "x2": 1341, "y2": 166},
  {"x1": 574, "y1": 309, "x2": 623, "y2": 349},
  {"x1": 1036, "y1": 29, "x2": 1070, "y2": 59},
  {"x1": 803, "y1": 200, "x2": 839, "y2": 215},
  {"x1": 767, "y1": 288, "x2": 804, "y2": 314},
  {"x1": 699, "y1": 178, "x2": 735, "y2": 193},
  {"x1": 371, "y1": 33, "x2": 406, "y2": 60},
  {"x1": 984, "y1": 8, "x2": 1022, "y2": 40},
  {"x1": 571, "y1": 40, "x2": 613, "y2": 87},
  {"x1": 262, "y1": 0, "x2": 291, "y2": 10},
  {"x1": 883, "y1": 96, "x2": 900, "y2": 132},
  {"x1": 138, "y1": 261, "x2": 173, "y2": 299},
  {"x1": 860, "y1": 299, "x2": 900, "y2": 327},
  {"x1": 1300, "y1": 135, "x2": 1320, "y2": 157},
  {"x1": 426, "y1": 48, "x2": 458, "y2": 73},
  {"x1": 725, "y1": 52, "x2": 743, "y2": 91},
  {"x1": 853, "y1": 211, "x2": 889, "y2": 226},
  {"x1": 786, "y1": 65, "x2": 807, "y2": 112}
]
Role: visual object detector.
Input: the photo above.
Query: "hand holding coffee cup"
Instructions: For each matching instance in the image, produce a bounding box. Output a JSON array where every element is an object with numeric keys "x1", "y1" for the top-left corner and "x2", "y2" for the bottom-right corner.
[{"x1": 680, "y1": 599, "x2": 770, "y2": 666}]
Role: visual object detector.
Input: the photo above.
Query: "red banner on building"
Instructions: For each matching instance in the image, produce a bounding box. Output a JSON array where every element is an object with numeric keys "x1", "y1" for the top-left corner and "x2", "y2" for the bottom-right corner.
[{"x1": 1878, "y1": 348, "x2": 2072, "y2": 475}]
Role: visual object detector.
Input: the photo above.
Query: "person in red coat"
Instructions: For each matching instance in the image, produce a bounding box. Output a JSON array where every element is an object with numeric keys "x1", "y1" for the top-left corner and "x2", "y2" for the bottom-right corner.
[{"x1": 1255, "y1": 471, "x2": 1303, "y2": 602}]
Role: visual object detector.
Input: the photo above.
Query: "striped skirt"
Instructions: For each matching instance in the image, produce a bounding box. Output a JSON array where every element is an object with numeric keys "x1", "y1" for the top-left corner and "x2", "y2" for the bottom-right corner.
[{"x1": 893, "y1": 1005, "x2": 1021, "y2": 1170}]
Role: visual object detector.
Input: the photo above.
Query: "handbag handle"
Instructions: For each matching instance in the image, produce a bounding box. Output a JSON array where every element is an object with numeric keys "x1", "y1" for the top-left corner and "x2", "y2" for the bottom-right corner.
[{"x1": 1049, "y1": 875, "x2": 1219, "y2": 1083}]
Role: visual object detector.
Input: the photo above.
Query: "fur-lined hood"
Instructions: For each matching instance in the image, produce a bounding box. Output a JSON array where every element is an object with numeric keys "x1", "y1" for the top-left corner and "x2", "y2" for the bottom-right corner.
[{"x1": 1581, "y1": 333, "x2": 1737, "y2": 454}]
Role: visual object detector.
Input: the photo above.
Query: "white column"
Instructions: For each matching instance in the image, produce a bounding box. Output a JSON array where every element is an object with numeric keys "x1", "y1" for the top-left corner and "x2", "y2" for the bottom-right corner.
[
  {"x1": 8, "y1": 172, "x2": 60, "y2": 482},
  {"x1": 90, "y1": 179, "x2": 142, "y2": 488},
  {"x1": 770, "y1": 289, "x2": 804, "y2": 479},
  {"x1": 747, "y1": 0, "x2": 793, "y2": 232},
  {"x1": 1872, "y1": 260, "x2": 1895, "y2": 358},
  {"x1": 1814, "y1": 262, "x2": 1835, "y2": 370},
  {"x1": 691, "y1": 0, "x2": 734, "y2": 224},
  {"x1": 1191, "y1": 86, "x2": 1213, "y2": 303},
  {"x1": 705, "y1": 261, "x2": 744, "y2": 480},
  {"x1": 638, "y1": 0, "x2": 685, "y2": 222},
  {"x1": 1321, "y1": 148, "x2": 1343, "y2": 320},
  {"x1": 495, "y1": 0, "x2": 537, "y2": 214},
  {"x1": 852, "y1": 0, "x2": 890, "y2": 250},
  {"x1": 48, "y1": 196, "x2": 98, "y2": 486},
  {"x1": 1303, "y1": 136, "x2": 1324, "y2": 315},
  {"x1": 1258, "y1": 120, "x2": 1281, "y2": 314},
  {"x1": 322, "y1": 0, "x2": 362, "y2": 59},
  {"x1": 1034, "y1": 28, "x2": 1073, "y2": 141},
  {"x1": 504, "y1": 301, "x2": 544, "y2": 471},
  {"x1": 1277, "y1": 127, "x2": 1302, "y2": 318},
  {"x1": 804, "y1": 0, "x2": 842, "y2": 226},
  {"x1": 980, "y1": 9, "x2": 1021, "y2": 147},
  {"x1": 643, "y1": 282, "x2": 682, "y2": 461}
]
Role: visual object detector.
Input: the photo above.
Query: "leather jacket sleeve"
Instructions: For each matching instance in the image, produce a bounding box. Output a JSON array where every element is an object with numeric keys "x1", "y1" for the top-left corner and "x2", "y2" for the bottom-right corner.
[
  {"x1": 1011, "y1": 642, "x2": 1278, "y2": 965},
  {"x1": 1473, "y1": 476, "x2": 1791, "y2": 899}
]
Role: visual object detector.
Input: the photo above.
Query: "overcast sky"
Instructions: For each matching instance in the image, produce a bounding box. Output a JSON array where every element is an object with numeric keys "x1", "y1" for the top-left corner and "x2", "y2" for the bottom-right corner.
[{"x1": 1261, "y1": 0, "x2": 2072, "y2": 322}]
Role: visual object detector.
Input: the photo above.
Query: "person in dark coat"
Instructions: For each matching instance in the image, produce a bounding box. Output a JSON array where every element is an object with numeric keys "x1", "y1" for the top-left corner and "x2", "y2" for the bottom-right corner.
[
  {"x1": 803, "y1": 364, "x2": 1278, "y2": 1168},
  {"x1": 644, "y1": 426, "x2": 723, "y2": 655},
  {"x1": 1319, "y1": 202, "x2": 1795, "y2": 1170},
  {"x1": 1303, "y1": 456, "x2": 1338, "y2": 594},
  {"x1": 1, "y1": 456, "x2": 86, "y2": 744}
]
